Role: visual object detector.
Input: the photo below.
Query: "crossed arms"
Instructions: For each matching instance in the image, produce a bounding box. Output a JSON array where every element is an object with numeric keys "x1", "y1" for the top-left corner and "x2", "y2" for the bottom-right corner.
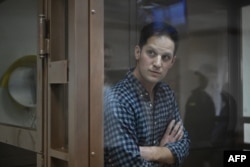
[
  {"x1": 140, "y1": 120, "x2": 184, "y2": 164},
  {"x1": 104, "y1": 99, "x2": 190, "y2": 167}
]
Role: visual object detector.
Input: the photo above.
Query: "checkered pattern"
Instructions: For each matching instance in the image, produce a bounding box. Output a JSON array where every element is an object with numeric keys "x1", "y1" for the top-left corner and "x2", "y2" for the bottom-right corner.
[{"x1": 104, "y1": 69, "x2": 190, "y2": 167}]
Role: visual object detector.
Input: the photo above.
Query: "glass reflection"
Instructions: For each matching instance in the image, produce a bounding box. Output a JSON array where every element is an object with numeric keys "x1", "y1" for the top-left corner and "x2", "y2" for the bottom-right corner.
[
  {"x1": 104, "y1": 0, "x2": 244, "y2": 167},
  {"x1": 0, "y1": 0, "x2": 37, "y2": 129},
  {"x1": 184, "y1": 64, "x2": 237, "y2": 167},
  {"x1": 137, "y1": 0, "x2": 187, "y2": 30}
]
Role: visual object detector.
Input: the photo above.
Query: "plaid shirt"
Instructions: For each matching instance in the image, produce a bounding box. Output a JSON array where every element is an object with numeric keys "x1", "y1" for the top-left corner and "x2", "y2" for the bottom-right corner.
[{"x1": 104, "y1": 69, "x2": 190, "y2": 167}]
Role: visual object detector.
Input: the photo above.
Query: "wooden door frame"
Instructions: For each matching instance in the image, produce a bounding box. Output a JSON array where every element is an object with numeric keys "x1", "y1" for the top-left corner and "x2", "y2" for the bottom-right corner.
[
  {"x1": 0, "y1": 0, "x2": 104, "y2": 166},
  {"x1": 68, "y1": 0, "x2": 104, "y2": 166},
  {"x1": 44, "y1": 0, "x2": 104, "y2": 166},
  {"x1": 89, "y1": 0, "x2": 104, "y2": 166}
]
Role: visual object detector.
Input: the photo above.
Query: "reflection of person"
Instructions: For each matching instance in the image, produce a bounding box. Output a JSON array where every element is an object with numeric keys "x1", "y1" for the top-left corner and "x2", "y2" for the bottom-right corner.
[
  {"x1": 184, "y1": 71, "x2": 215, "y2": 147},
  {"x1": 184, "y1": 71, "x2": 215, "y2": 167},
  {"x1": 104, "y1": 43, "x2": 113, "y2": 97},
  {"x1": 104, "y1": 22, "x2": 190, "y2": 167},
  {"x1": 211, "y1": 83, "x2": 237, "y2": 147},
  {"x1": 184, "y1": 64, "x2": 237, "y2": 167},
  {"x1": 104, "y1": 43, "x2": 113, "y2": 86},
  {"x1": 210, "y1": 84, "x2": 237, "y2": 167}
]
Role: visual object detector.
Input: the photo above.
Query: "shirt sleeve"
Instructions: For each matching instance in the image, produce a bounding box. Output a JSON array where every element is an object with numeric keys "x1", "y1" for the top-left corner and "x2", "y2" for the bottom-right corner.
[
  {"x1": 104, "y1": 97, "x2": 152, "y2": 167},
  {"x1": 164, "y1": 96, "x2": 190, "y2": 167}
]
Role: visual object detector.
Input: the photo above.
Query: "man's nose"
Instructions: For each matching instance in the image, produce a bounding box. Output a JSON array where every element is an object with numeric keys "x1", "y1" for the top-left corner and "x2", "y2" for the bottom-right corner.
[{"x1": 153, "y1": 55, "x2": 161, "y2": 67}]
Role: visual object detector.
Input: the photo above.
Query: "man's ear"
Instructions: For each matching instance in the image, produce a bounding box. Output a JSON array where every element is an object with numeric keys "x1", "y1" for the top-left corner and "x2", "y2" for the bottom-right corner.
[
  {"x1": 169, "y1": 56, "x2": 176, "y2": 67},
  {"x1": 134, "y1": 45, "x2": 141, "y2": 60}
]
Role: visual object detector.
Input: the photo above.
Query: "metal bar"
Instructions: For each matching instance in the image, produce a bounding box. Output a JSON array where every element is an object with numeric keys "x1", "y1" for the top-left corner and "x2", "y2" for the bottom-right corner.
[{"x1": 39, "y1": 14, "x2": 47, "y2": 58}]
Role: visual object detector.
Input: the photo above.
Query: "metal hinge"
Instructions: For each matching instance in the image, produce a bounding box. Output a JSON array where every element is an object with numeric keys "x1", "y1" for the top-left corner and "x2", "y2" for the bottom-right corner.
[{"x1": 39, "y1": 14, "x2": 50, "y2": 59}]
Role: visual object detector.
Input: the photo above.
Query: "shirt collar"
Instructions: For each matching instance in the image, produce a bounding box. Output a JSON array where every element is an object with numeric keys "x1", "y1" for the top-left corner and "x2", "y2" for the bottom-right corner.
[{"x1": 125, "y1": 67, "x2": 164, "y2": 100}]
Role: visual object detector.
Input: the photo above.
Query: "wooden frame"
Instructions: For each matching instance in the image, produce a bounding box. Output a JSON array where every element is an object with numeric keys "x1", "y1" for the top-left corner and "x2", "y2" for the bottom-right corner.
[
  {"x1": 0, "y1": 0, "x2": 104, "y2": 166},
  {"x1": 45, "y1": 0, "x2": 104, "y2": 166},
  {"x1": 89, "y1": 0, "x2": 104, "y2": 166},
  {"x1": 67, "y1": 0, "x2": 90, "y2": 166}
]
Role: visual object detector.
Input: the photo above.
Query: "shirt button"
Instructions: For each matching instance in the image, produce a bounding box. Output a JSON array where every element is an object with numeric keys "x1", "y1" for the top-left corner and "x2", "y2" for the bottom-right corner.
[
  {"x1": 153, "y1": 140, "x2": 156, "y2": 144},
  {"x1": 149, "y1": 103, "x2": 152, "y2": 108},
  {"x1": 154, "y1": 121, "x2": 157, "y2": 125}
]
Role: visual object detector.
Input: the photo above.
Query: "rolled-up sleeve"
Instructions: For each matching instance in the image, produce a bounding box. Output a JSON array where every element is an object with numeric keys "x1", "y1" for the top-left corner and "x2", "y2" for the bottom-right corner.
[
  {"x1": 165, "y1": 129, "x2": 190, "y2": 167},
  {"x1": 164, "y1": 97, "x2": 190, "y2": 167}
]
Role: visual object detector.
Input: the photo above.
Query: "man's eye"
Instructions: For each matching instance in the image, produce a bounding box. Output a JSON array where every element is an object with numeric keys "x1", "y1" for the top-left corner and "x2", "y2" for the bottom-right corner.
[
  {"x1": 147, "y1": 50, "x2": 156, "y2": 57},
  {"x1": 162, "y1": 55, "x2": 171, "y2": 61}
]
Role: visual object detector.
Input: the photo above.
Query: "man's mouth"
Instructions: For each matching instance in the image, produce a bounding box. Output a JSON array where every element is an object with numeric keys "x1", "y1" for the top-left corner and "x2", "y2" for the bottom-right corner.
[{"x1": 149, "y1": 70, "x2": 161, "y2": 75}]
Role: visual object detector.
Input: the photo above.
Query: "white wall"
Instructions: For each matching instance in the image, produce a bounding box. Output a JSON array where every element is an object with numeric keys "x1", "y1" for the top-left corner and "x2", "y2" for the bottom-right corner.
[
  {"x1": 0, "y1": 0, "x2": 37, "y2": 128},
  {"x1": 242, "y1": 5, "x2": 250, "y2": 118}
]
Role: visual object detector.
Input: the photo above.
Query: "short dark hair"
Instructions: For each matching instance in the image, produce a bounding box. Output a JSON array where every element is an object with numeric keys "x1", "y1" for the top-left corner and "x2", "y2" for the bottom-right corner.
[{"x1": 138, "y1": 22, "x2": 179, "y2": 55}]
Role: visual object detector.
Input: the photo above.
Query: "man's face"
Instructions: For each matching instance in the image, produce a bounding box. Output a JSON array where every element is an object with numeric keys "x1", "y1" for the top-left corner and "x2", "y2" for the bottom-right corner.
[{"x1": 134, "y1": 35, "x2": 176, "y2": 85}]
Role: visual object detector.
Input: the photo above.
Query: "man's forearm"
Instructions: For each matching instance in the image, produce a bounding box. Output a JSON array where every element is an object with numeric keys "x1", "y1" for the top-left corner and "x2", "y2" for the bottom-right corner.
[
  {"x1": 140, "y1": 146, "x2": 175, "y2": 164},
  {"x1": 139, "y1": 120, "x2": 185, "y2": 164}
]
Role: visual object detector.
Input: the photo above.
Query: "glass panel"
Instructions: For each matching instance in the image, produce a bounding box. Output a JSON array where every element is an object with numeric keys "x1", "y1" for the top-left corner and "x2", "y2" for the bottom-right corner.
[
  {"x1": 0, "y1": 0, "x2": 38, "y2": 129},
  {"x1": 104, "y1": 0, "x2": 244, "y2": 167},
  {"x1": 104, "y1": 0, "x2": 136, "y2": 87},
  {"x1": 242, "y1": 5, "x2": 250, "y2": 118}
]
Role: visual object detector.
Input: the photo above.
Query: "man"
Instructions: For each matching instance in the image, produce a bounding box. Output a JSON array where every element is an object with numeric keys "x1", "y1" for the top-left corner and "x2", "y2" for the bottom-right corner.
[{"x1": 104, "y1": 22, "x2": 190, "y2": 167}]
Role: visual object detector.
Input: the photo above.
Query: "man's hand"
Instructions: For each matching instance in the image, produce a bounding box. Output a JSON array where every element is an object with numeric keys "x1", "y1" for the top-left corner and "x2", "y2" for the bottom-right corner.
[
  {"x1": 160, "y1": 120, "x2": 183, "y2": 146},
  {"x1": 139, "y1": 120, "x2": 184, "y2": 164}
]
